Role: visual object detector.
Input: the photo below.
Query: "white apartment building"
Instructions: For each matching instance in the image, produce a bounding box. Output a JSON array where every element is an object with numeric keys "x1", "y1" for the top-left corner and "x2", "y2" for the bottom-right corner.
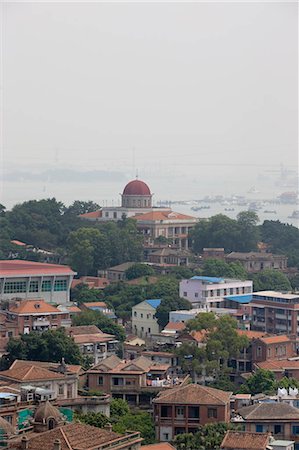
[
  {"x1": 0, "y1": 260, "x2": 76, "y2": 305},
  {"x1": 179, "y1": 276, "x2": 253, "y2": 308},
  {"x1": 132, "y1": 299, "x2": 161, "y2": 338}
]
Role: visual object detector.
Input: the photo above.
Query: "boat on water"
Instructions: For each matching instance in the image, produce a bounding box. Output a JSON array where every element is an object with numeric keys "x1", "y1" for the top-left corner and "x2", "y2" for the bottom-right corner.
[
  {"x1": 191, "y1": 205, "x2": 211, "y2": 211},
  {"x1": 224, "y1": 208, "x2": 235, "y2": 212},
  {"x1": 264, "y1": 210, "x2": 277, "y2": 214}
]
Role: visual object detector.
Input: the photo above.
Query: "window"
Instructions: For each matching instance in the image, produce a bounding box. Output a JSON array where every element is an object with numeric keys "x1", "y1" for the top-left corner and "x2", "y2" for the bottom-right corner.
[
  {"x1": 195, "y1": 293, "x2": 198, "y2": 298},
  {"x1": 58, "y1": 385, "x2": 64, "y2": 395},
  {"x1": 188, "y1": 406, "x2": 199, "y2": 418},
  {"x1": 105, "y1": 211, "x2": 109, "y2": 217},
  {"x1": 207, "y1": 408, "x2": 217, "y2": 418},
  {"x1": 176, "y1": 407, "x2": 184, "y2": 417},
  {"x1": 163, "y1": 433, "x2": 169, "y2": 441},
  {"x1": 98, "y1": 376, "x2": 103, "y2": 386},
  {"x1": 256, "y1": 424, "x2": 263, "y2": 433},
  {"x1": 147, "y1": 314, "x2": 151, "y2": 319},
  {"x1": 161, "y1": 406, "x2": 171, "y2": 417},
  {"x1": 216, "y1": 289, "x2": 220, "y2": 297},
  {"x1": 257, "y1": 346, "x2": 262, "y2": 357},
  {"x1": 134, "y1": 311, "x2": 137, "y2": 317},
  {"x1": 42, "y1": 280, "x2": 52, "y2": 292},
  {"x1": 4, "y1": 281, "x2": 27, "y2": 293},
  {"x1": 54, "y1": 280, "x2": 67, "y2": 291},
  {"x1": 141, "y1": 327, "x2": 144, "y2": 331},
  {"x1": 29, "y1": 281, "x2": 39, "y2": 292},
  {"x1": 274, "y1": 424, "x2": 282, "y2": 434},
  {"x1": 141, "y1": 313, "x2": 143, "y2": 318},
  {"x1": 183, "y1": 292, "x2": 187, "y2": 297},
  {"x1": 292, "y1": 425, "x2": 299, "y2": 435},
  {"x1": 230, "y1": 288, "x2": 234, "y2": 295},
  {"x1": 113, "y1": 212, "x2": 117, "y2": 219},
  {"x1": 148, "y1": 328, "x2": 151, "y2": 333}
]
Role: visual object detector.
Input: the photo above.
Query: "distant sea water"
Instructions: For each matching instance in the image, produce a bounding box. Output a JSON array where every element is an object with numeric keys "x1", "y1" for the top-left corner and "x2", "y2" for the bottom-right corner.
[{"x1": 1, "y1": 172, "x2": 298, "y2": 228}]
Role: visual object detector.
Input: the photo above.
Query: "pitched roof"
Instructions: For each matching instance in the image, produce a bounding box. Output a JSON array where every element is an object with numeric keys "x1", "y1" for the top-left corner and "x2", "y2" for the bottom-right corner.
[
  {"x1": 142, "y1": 444, "x2": 175, "y2": 450},
  {"x1": 89, "y1": 355, "x2": 168, "y2": 374},
  {"x1": 9, "y1": 299, "x2": 62, "y2": 315},
  {"x1": 220, "y1": 431, "x2": 270, "y2": 450},
  {"x1": 164, "y1": 322, "x2": 186, "y2": 332},
  {"x1": 68, "y1": 325, "x2": 102, "y2": 335},
  {"x1": 145, "y1": 299, "x2": 161, "y2": 309},
  {"x1": 256, "y1": 359, "x2": 299, "y2": 371},
  {"x1": 0, "y1": 260, "x2": 75, "y2": 277},
  {"x1": 0, "y1": 363, "x2": 64, "y2": 382},
  {"x1": 9, "y1": 359, "x2": 82, "y2": 375},
  {"x1": 132, "y1": 210, "x2": 196, "y2": 222},
  {"x1": 108, "y1": 262, "x2": 136, "y2": 272},
  {"x1": 237, "y1": 402, "x2": 299, "y2": 420},
  {"x1": 82, "y1": 301, "x2": 108, "y2": 308},
  {"x1": 153, "y1": 383, "x2": 232, "y2": 405},
  {"x1": 190, "y1": 330, "x2": 208, "y2": 343},
  {"x1": 236, "y1": 329, "x2": 266, "y2": 340},
  {"x1": 79, "y1": 210, "x2": 102, "y2": 219},
  {"x1": 12, "y1": 423, "x2": 137, "y2": 450},
  {"x1": 73, "y1": 333, "x2": 116, "y2": 345},
  {"x1": 258, "y1": 335, "x2": 290, "y2": 344}
]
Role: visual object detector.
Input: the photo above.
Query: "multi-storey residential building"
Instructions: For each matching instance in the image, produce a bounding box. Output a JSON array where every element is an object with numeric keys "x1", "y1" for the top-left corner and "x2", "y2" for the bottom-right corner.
[
  {"x1": 68, "y1": 326, "x2": 119, "y2": 365},
  {"x1": 179, "y1": 276, "x2": 253, "y2": 308},
  {"x1": 233, "y1": 402, "x2": 299, "y2": 449},
  {"x1": 226, "y1": 252, "x2": 288, "y2": 273},
  {"x1": 251, "y1": 291, "x2": 299, "y2": 335},
  {"x1": 86, "y1": 355, "x2": 182, "y2": 405},
  {"x1": 0, "y1": 260, "x2": 76, "y2": 305},
  {"x1": 0, "y1": 360, "x2": 80, "y2": 400},
  {"x1": 251, "y1": 335, "x2": 295, "y2": 364},
  {"x1": 153, "y1": 383, "x2": 232, "y2": 442},
  {"x1": 7, "y1": 299, "x2": 71, "y2": 334},
  {"x1": 132, "y1": 299, "x2": 161, "y2": 338}
]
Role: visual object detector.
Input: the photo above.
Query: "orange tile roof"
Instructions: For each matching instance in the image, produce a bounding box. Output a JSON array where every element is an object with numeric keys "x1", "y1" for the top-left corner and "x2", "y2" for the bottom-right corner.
[
  {"x1": 256, "y1": 359, "x2": 299, "y2": 371},
  {"x1": 259, "y1": 335, "x2": 290, "y2": 344},
  {"x1": 79, "y1": 210, "x2": 102, "y2": 219},
  {"x1": 190, "y1": 329, "x2": 208, "y2": 343},
  {"x1": 66, "y1": 305, "x2": 81, "y2": 313},
  {"x1": 68, "y1": 325, "x2": 102, "y2": 335},
  {"x1": 236, "y1": 329, "x2": 266, "y2": 340},
  {"x1": 164, "y1": 322, "x2": 186, "y2": 332},
  {"x1": 10, "y1": 359, "x2": 82, "y2": 375},
  {"x1": 142, "y1": 444, "x2": 175, "y2": 450},
  {"x1": 10, "y1": 240, "x2": 27, "y2": 246},
  {"x1": 0, "y1": 260, "x2": 75, "y2": 277},
  {"x1": 132, "y1": 210, "x2": 196, "y2": 222},
  {"x1": 73, "y1": 333, "x2": 115, "y2": 345},
  {"x1": 9, "y1": 299, "x2": 62, "y2": 315},
  {"x1": 153, "y1": 383, "x2": 232, "y2": 405},
  {"x1": 0, "y1": 364, "x2": 64, "y2": 382},
  {"x1": 83, "y1": 301, "x2": 108, "y2": 308},
  {"x1": 220, "y1": 431, "x2": 270, "y2": 449}
]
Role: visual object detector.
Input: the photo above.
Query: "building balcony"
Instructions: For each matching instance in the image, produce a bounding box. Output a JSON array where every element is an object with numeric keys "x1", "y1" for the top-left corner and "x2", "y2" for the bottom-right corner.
[{"x1": 33, "y1": 319, "x2": 50, "y2": 327}]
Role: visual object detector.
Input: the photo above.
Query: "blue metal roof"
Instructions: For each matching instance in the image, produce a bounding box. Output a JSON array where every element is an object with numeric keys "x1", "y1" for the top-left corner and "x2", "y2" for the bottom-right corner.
[
  {"x1": 145, "y1": 299, "x2": 161, "y2": 309},
  {"x1": 224, "y1": 294, "x2": 253, "y2": 304},
  {"x1": 191, "y1": 276, "x2": 224, "y2": 283}
]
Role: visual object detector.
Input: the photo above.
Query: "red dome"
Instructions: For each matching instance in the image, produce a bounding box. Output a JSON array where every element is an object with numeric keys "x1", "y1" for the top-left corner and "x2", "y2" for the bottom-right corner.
[{"x1": 123, "y1": 180, "x2": 151, "y2": 196}]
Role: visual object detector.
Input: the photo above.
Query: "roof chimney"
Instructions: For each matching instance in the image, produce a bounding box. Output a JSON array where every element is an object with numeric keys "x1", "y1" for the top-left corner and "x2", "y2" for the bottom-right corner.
[
  {"x1": 104, "y1": 423, "x2": 112, "y2": 432},
  {"x1": 53, "y1": 438, "x2": 61, "y2": 450},
  {"x1": 21, "y1": 435, "x2": 29, "y2": 450}
]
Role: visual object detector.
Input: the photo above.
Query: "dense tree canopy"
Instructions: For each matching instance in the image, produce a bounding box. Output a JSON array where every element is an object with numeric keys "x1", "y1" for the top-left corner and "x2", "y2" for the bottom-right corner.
[
  {"x1": 239, "y1": 369, "x2": 276, "y2": 395},
  {"x1": 252, "y1": 269, "x2": 292, "y2": 291},
  {"x1": 72, "y1": 310, "x2": 126, "y2": 342},
  {"x1": 125, "y1": 263, "x2": 155, "y2": 280},
  {"x1": 201, "y1": 259, "x2": 247, "y2": 279},
  {"x1": 4, "y1": 329, "x2": 82, "y2": 366},
  {"x1": 174, "y1": 423, "x2": 233, "y2": 450}
]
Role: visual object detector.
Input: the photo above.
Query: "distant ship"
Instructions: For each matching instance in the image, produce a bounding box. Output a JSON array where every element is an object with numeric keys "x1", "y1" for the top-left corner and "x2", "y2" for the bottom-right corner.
[
  {"x1": 248, "y1": 186, "x2": 259, "y2": 194},
  {"x1": 288, "y1": 210, "x2": 299, "y2": 219},
  {"x1": 264, "y1": 210, "x2": 277, "y2": 214}
]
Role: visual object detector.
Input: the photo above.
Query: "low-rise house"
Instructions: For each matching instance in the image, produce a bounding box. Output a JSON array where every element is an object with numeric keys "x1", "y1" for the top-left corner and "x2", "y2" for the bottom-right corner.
[
  {"x1": 99, "y1": 262, "x2": 136, "y2": 282},
  {"x1": 254, "y1": 359, "x2": 299, "y2": 381},
  {"x1": 68, "y1": 326, "x2": 119, "y2": 365},
  {"x1": 81, "y1": 302, "x2": 116, "y2": 320},
  {"x1": 86, "y1": 355, "x2": 181, "y2": 405},
  {"x1": 71, "y1": 276, "x2": 110, "y2": 290},
  {"x1": 0, "y1": 360, "x2": 80, "y2": 400},
  {"x1": 153, "y1": 383, "x2": 232, "y2": 442},
  {"x1": 148, "y1": 248, "x2": 190, "y2": 266},
  {"x1": 7, "y1": 299, "x2": 71, "y2": 334},
  {"x1": 141, "y1": 351, "x2": 178, "y2": 368},
  {"x1": 132, "y1": 299, "x2": 161, "y2": 338},
  {"x1": 220, "y1": 430, "x2": 272, "y2": 450},
  {"x1": 226, "y1": 252, "x2": 288, "y2": 273},
  {"x1": 163, "y1": 322, "x2": 186, "y2": 335},
  {"x1": 10, "y1": 423, "x2": 142, "y2": 450},
  {"x1": 233, "y1": 402, "x2": 299, "y2": 446},
  {"x1": 252, "y1": 335, "x2": 295, "y2": 364},
  {"x1": 228, "y1": 330, "x2": 266, "y2": 376}
]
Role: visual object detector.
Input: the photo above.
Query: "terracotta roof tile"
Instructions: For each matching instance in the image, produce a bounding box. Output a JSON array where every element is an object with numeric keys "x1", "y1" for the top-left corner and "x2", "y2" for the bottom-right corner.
[
  {"x1": 12, "y1": 423, "x2": 141, "y2": 450},
  {"x1": 256, "y1": 359, "x2": 299, "y2": 371},
  {"x1": 0, "y1": 260, "x2": 75, "y2": 277},
  {"x1": 9, "y1": 299, "x2": 62, "y2": 315},
  {"x1": 142, "y1": 444, "x2": 175, "y2": 450},
  {"x1": 153, "y1": 383, "x2": 232, "y2": 405},
  {"x1": 79, "y1": 210, "x2": 102, "y2": 219},
  {"x1": 9, "y1": 359, "x2": 82, "y2": 375},
  {"x1": 0, "y1": 364, "x2": 64, "y2": 382},
  {"x1": 73, "y1": 333, "x2": 115, "y2": 345},
  {"x1": 258, "y1": 335, "x2": 290, "y2": 344},
  {"x1": 68, "y1": 325, "x2": 102, "y2": 335},
  {"x1": 220, "y1": 431, "x2": 270, "y2": 449},
  {"x1": 236, "y1": 329, "x2": 266, "y2": 340},
  {"x1": 82, "y1": 301, "x2": 108, "y2": 308},
  {"x1": 164, "y1": 322, "x2": 186, "y2": 332},
  {"x1": 237, "y1": 402, "x2": 299, "y2": 420},
  {"x1": 132, "y1": 210, "x2": 196, "y2": 222}
]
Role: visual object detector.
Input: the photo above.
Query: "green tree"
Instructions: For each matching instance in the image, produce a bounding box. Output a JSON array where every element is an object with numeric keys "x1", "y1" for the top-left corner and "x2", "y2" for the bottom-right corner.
[
  {"x1": 75, "y1": 411, "x2": 109, "y2": 428},
  {"x1": 72, "y1": 310, "x2": 125, "y2": 342},
  {"x1": 113, "y1": 411, "x2": 155, "y2": 444},
  {"x1": 6, "y1": 329, "x2": 82, "y2": 365},
  {"x1": 71, "y1": 283, "x2": 104, "y2": 304},
  {"x1": 236, "y1": 211, "x2": 260, "y2": 252},
  {"x1": 155, "y1": 297, "x2": 191, "y2": 328},
  {"x1": 125, "y1": 263, "x2": 155, "y2": 280},
  {"x1": 187, "y1": 312, "x2": 217, "y2": 332},
  {"x1": 110, "y1": 398, "x2": 130, "y2": 418},
  {"x1": 253, "y1": 269, "x2": 292, "y2": 291},
  {"x1": 239, "y1": 369, "x2": 276, "y2": 395},
  {"x1": 174, "y1": 423, "x2": 232, "y2": 450},
  {"x1": 65, "y1": 201, "x2": 100, "y2": 216},
  {"x1": 201, "y1": 259, "x2": 247, "y2": 279}
]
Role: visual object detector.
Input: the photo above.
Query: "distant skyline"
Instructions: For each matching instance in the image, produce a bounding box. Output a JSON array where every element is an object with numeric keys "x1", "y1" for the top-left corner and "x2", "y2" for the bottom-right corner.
[{"x1": 1, "y1": 2, "x2": 298, "y2": 208}]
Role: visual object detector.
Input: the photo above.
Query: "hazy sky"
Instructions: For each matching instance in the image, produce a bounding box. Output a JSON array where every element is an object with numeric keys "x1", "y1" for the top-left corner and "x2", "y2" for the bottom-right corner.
[{"x1": 1, "y1": 1, "x2": 298, "y2": 206}]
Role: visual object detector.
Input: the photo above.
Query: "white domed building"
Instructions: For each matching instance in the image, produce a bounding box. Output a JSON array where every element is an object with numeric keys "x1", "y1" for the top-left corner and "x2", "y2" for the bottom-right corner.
[{"x1": 80, "y1": 179, "x2": 198, "y2": 249}]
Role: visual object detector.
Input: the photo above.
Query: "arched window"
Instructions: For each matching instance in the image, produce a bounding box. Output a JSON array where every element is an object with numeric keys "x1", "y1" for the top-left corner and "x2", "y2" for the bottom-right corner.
[{"x1": 48, "y1": 418, "x2": 55, "y2": 430}]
